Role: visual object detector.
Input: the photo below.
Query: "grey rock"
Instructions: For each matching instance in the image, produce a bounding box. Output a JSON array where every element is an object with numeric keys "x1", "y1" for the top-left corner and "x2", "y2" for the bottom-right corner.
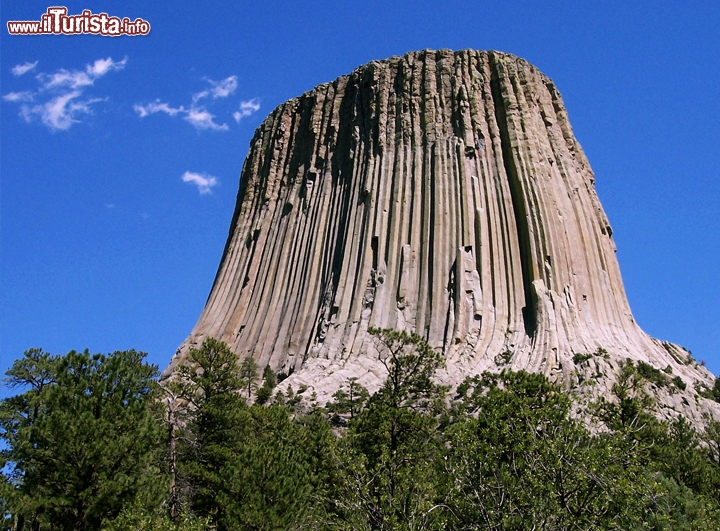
[{"x1": 164, "y1": 50, "x2": 719, "y2": 424}]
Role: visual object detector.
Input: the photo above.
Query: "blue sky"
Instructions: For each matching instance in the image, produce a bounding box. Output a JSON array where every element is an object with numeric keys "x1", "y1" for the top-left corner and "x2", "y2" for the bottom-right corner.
[{"x1": 2, "y1": 1, "x2": 719, "y2": 386}]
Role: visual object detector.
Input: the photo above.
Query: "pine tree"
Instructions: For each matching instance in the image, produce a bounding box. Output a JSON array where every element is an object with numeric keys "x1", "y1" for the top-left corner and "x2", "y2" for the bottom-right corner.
[
  {"x1": 328, "y1": 377, "x2": 369, "y2": 423},
  {"x1": 322, "y1": 328, "x2": 450, "y2": 530},
  {"x1": 254, "y1": 365, "x2": 277, "y2": 405},
  {"x1": 174, "y1": 339, "x2": 330, "y2": 530},
  {"x1": 238, "y1": 356, "x2": 260, "y2": 400},
  {"x1": 0, "y1": 348, "x2": 164, "y2": 531},
  {"x1": 172, "y1": 338, "x2": 249, "y2": 529}
]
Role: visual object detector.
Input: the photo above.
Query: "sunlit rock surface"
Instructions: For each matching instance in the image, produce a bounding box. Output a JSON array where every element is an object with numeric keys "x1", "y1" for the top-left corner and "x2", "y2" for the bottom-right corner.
[{"x1": 164, "y1": 49, "x2": 718, "y2": 423}]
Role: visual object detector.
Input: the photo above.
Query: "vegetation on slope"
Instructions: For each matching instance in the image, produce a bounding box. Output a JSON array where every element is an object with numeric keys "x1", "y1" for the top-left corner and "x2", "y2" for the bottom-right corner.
[{"x1": 2, "y1": 332, "x2": 720, "y2": 530}]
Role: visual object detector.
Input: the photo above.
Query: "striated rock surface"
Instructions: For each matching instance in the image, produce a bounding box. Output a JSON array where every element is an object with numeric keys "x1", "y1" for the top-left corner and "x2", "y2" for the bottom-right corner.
[{"x1": 165, "y1": 49, "x2": 718, "y2": 422}]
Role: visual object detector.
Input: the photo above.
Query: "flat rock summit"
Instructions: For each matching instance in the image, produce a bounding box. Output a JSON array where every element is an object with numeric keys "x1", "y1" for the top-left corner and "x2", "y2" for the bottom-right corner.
[{"x1": 165, "y1": 49, "x2": 718, "y2": 422}]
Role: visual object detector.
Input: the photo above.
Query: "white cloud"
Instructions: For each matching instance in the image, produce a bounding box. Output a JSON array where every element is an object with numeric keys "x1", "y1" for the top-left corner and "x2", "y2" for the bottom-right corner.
[
  {"x1": 2, "y1": 91, "x2": 34, "y2": 102},
  {"x1": 184, "y1": 108, "x2": 228, "y2": 131},
  {"x1": 209, "y1": 76, "x2": 238, "y2": 99},
  {"x1": 134, "y1": 100, "x2": 185, "y2": 118},
  {"x1": 42, "y1": 69, "x2": 93, "y2": 90},
  {"x1": 137, "y1": 75, "x2": 252, "y2": 132},
  {"x1": 41, "y1": 57, "x2": 127, "y2": 90},
  {"x1": 12, "y1": 61, "x2": 38, "y2": 76},
  {"x1": 4, "y1": 57, "x2": 126, "y2": 131},
  {"x1": 38, "y1": 91, "x2": 85, "y2": 129},
  {"x1": 233, "y1": 98, "x2": 260, "y2": 123},
  {"x1": 21, "y1": 91, "x2": 105, "y2": 131},
  {"x1": 182, "y1": 171, "x2": 218, "y2": 194},
  {"x1": 192, "y1": 76, "x2": 238, "y2": 103},
  {"x1": 87, "y1": 57, "x2": 127, "y2": 77},
  {"x1": 191, "y1": 90, "x2": 209, "y2": 104},
  {"x1": 134, "y1": 100, "x2": 227, "y2": 131}
]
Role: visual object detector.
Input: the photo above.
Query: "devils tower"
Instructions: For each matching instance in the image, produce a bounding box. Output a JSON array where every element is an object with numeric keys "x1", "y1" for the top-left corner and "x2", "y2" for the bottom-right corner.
[{"x1": 165, "y1": 49, "x2": 718, "y2": 422}]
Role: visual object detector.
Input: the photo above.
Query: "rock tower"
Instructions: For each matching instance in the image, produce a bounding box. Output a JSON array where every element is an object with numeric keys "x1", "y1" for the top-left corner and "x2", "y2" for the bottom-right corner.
[{"x1": 165, "y1": 49, "x2": 718, "y2": 422}]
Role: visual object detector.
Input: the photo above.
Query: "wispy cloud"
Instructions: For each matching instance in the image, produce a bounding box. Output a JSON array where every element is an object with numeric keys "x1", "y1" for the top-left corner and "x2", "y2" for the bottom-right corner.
[
  {"x1": 40, "y1": 57, "x2": 127, "y2": 90},
  {"x1": 87, "y1": 57, "x2": 126, "y2": 77},
  {"x1": 233, "y1": 98, "x2": 260, "y2": 123},
  {"x1": 192, "y1": 76, "x2": 238, "y2": 103},
  {"x1": 209, "y1": 76, "x2": 238, "y2": 98},
  {"x1": 12, "y1": 61, "x2": 38, "y2": 76},
  {"x1": 136, "y1": 76, "x2": 254, "y2": 132},
  {"x1": 134, "y1": 100, "x2": 227, "y2": 131},
  {"x1": 23, "y1": 91, "x2": 106, "y2": 131},
  {"x1": 185, "y1": 108, "x2": 228, "y2": 131},
  {"x1": 182, "y1": 171, "x2": 218, "y2": 194},
  {"x1": 2, "y1": 91, "x2": 34, "y2": 102},
  {"x1": 3, "y1": 57, "x2": 127, "y2": 131},
  {"x1": 134, "y1": 100, "x2": 185, "y2": 118}
]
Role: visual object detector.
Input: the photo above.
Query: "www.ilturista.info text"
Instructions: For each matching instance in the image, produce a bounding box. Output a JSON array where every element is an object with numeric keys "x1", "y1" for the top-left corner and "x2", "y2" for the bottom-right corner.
[{"x1": 7, "y1": 7, "x2": 150, "y2": 36}]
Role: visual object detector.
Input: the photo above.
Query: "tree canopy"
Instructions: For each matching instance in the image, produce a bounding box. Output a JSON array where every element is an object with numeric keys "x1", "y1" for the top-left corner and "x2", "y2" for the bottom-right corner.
[
  {"x1": 1, "y1": 348, "x2": 164, "y2": 531},
  {"x1": 2, "y1": 336, "x2": 720, "y2": 530}
]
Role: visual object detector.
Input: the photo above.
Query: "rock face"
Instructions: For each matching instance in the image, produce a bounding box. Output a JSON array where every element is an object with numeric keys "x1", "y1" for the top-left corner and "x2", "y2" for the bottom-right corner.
[{"x1": 165, "y1": 49, "x2": 718, "y2": 422}]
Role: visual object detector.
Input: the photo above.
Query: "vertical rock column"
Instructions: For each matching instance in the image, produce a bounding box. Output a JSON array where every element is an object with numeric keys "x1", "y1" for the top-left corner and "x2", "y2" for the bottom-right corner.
[{"x1": 163, "y1": 49, "x2": 717, "y2": 421}]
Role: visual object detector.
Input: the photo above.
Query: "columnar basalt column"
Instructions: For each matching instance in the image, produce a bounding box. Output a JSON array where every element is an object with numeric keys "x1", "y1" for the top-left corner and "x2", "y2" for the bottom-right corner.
[{"x1": 164, "y1": 49, "x2": 718, "y2": 422}]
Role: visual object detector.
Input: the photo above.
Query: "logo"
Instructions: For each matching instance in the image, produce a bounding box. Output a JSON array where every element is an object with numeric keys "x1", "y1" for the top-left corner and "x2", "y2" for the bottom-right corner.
[{"x1": 7, "y1": 7, "x2": 150, "y2": 36}]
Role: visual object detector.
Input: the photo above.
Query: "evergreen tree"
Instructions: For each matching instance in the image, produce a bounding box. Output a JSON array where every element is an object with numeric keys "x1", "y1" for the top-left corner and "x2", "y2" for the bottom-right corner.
[
  {"x1": 328, "y1": 377, "x2": 370, "y2": 423},
  {"x1": 172, "y1": 338, "x2": 249, "y2": 528},
  {"x1": 705, "y1": 419, "x2": 720, "y2": 466},
  {"x1": 102, "y1": 506, "x2": 211, "y2": 531},
  {"x1": 0, "y1": 348, "x2": 164, "y2": 531},
  {"x1": 238, "y1": 356, "x2": 260, "y2": 400},
  {"x1": 174, "y1": 338, "x2": 331, "y2": 531},
  {"x1": 321, "y1": 328, "x2": 450, "y2": 530},
  {"x1": 254, "y1": 365, "x2": 277, "y2": 405},
  {"x1": 222, "y1": 405, "x2": 321, "y2": 530},
  {"x1": 4, "y1": 332, "x2": 720, "y2": 530},
  {"x1": 446, "y1": 370, "x2": 652, "y2": 530}
]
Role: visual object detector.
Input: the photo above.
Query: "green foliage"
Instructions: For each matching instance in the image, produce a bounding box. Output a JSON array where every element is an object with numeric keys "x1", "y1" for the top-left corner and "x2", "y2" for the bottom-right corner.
[
  {"x1": 205, "y1": 405, "x2": 313, "y2": 530},
  {"x1": 448, "y1": 370, "x2": 651, "y2": 529},
  {"x1": 173, "y1": 338, "x2": 332, "y2": 531},
  {"x1": 592, "y1": 358, "x2": 658, "y2": 433},
  {"x1": 4, "y1": 333, "x2": 720, "y2": 530},
  {"x1": 650, "y1": 417, "x2": 720, "y2": 499},
  {"x1": 367, "y1": 327, "x2": 446, "y2": 411},
  {"x1": 572, "y1": 352, "x2": 594, "y2": 364},
  {"x1": 494, "y1": 349, "x2": 513, "y2": 365},
  {"x1": 254, "y1": 384, "x2": 271, "y2": 405},
  {"x1": 573, "y1": 347, "x2": 609, "y2": 363},
  {"x1": 637, "y1": 360, "x2": 670, "y2": 387},
  {"x1": 629, "y1": 359, "x2": 687, "y2": 392},
  {"x1": 254, "y1": 365, "x2": 277, "y2": 405},
  {"x1": 586, "y1": 360, "x2": 720, "y2": 528},
  {"x1": 262, "y1": 365, "x2": 277, "y2": 388},
  {"x1": 318, "y1": 328, "x2": 450, "y2": 530},
  {"x1": 0, "y1": 348, "x2": 164, "y2": 531},
  {"x1": 696, "y1": 378, "x2": 720, "y2": 402},
  {"x1": 573, "y1": 347, "x2": 610, "y2": 367},
  {"x1": 705, "y1": 420, "x2": 720, "y2": 466},
  {"x1": 102, "y1": 507, "x2": 212, "y2": 531},
  {"x1": 641, "y1": 472, "x2": 720, "y2": 530},
  {"x1": 173, "y1": 338, "x2": 244, "y2": 407},
  {"x1": 672, "y1": 376, "x2": 687, "y2": 390},
  {"x1": 238, "y1": 356, "x2": 260, "y2": 399},
  {"x1": 328, "y1": 377, "x2": 369, "y2": 423},
  {"x1": 172, "y1": 339, "x2": 249, "y2": 528}
]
